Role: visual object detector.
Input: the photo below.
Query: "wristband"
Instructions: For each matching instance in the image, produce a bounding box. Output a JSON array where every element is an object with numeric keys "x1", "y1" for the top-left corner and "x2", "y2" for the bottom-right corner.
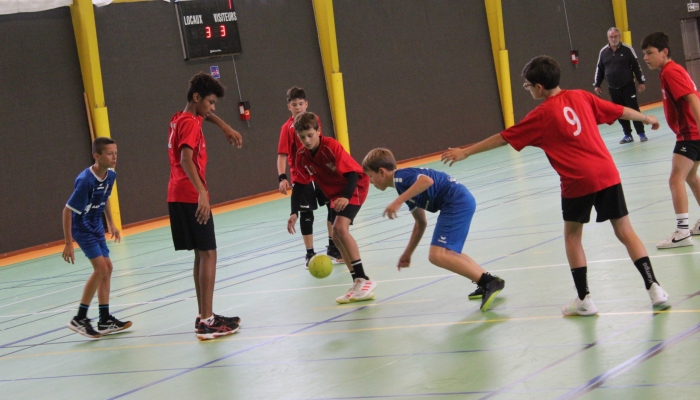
[{"x1": 279, "y1": 174, "x2": 288, "y2": 182}]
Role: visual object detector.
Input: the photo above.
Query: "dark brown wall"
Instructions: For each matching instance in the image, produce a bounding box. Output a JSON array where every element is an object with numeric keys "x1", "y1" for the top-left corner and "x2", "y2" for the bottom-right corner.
[
  {"x1": 0, "y1": 8, "x2": 91, "y2": 254},
  {"x1": 94, "y1": 1, "x2": 333, "y2": 225},
  {"x1": 2, "y1": 1, "x2": 698, "y2": 254},
  {"x1": 628, "y1": 0, "x2": 700, "y2": 103},
  {"x1": 334, "y1": 0, "x2": 504, "y2": 161}
]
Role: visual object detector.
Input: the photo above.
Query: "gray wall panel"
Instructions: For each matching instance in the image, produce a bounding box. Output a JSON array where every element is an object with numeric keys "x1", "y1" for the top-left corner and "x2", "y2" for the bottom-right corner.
[
  {"x1": 0, "y1": 8, "x2": 91, "y2": 254},
  {"x1": 503, "y1": 0, "x2": 616, "y2": 122},
  {"x1": 95, "y1": 1, "x2": 332, "y2": 225},
  {"x1": 334, "y1": 0, "x2": 504, "y2": 162}
]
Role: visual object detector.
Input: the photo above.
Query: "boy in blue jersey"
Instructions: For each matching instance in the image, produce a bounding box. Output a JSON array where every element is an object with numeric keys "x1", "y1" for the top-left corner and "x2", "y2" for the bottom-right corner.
[
  {"x1": 362, "y1": 148, "x2": 505, "y2": 311},
  {"x1": 62, "y1": 137, "x2": 132, "y2": 338}
]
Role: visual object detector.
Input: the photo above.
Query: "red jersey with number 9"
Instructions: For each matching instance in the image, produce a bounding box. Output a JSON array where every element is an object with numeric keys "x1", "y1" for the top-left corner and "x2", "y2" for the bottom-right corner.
[{"x1": 501, "y1": 90, "x2": 624, "y2": 198}]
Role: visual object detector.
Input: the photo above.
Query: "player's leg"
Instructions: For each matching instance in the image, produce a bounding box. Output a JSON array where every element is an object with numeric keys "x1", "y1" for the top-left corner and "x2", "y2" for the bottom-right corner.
[
  {"x1": 324, "y1": 202, "x2": 343, "y2": 262},
  {"x1": 332, "y1": 205, "x2": 375, "y2": 303},
  {"x1": 658, "y1": 148, "x2": 695, "y2": 248},
  {"x1": 67, "y1": 242, "x2": 109, "y2": 338},
  {"x1": 687, "y1": 160, "x2": 700, "y2": 235},
  {"x1": 93, "y1": 242, "x2": 133, "y2": 334},
  {"x1": 561, "y1": 194, "x2": 598, "y2": 316},
  {"x1": 594, "y1": 183, "x2": 669, "y2": 306},
  {"x1": 293, "y1": 183, "x2": 319, "y2": 266}
]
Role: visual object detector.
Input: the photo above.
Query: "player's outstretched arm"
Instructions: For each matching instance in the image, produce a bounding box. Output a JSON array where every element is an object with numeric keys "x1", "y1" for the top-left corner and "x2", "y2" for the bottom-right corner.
[
  {"x1": 61, "y1": 207, "x2": 75, "y2": 264},
  {"x1": 620, "y1": 108, "x2": 660, "y2": 130},
  {"x1": 397, "y1": 208, "x2": 427, "y2": 271},
  {"x1": 383, "y1": 175, "x2": 434, "y2": 219},
  {"x1": 104, "y1": 200, "x2": 121, "y2": 243},
  {"x1": 206, "y1": 113, "x2": 243, "y2": 148},
  {"x1": 441, "y1": 133, "x2": 508, "y2": 166},
  {"x1": 277, "y1": 154, "x2": 291, "y2": 194}
]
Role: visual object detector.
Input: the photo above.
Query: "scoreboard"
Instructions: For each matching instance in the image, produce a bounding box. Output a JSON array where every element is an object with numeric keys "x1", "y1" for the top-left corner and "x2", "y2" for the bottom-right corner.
[{"x1": 175, "y1": 0, "x2": 243, "y2": 60}]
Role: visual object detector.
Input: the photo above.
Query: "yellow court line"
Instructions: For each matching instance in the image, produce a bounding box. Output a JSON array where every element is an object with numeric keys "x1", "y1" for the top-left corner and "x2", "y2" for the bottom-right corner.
[{"x1": 3, "y1": 307, "x2": 696, "y2": 362}]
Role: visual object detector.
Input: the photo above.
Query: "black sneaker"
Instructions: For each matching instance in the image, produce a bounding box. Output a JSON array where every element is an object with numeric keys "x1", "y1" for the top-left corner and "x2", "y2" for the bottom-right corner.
[
  {"x1": 195, "y1": 314, "x2": 241, "y2": 332},
  {"x1": 480, "y1": 276, "x2": 505, "y2": 311},
  {"x1": 326, "y1": 245, "x2": 344, "y2": 263},
  {"x1": 305, "y1": 252, "x2": 316, "y2": 269},
  {"x1": 468, "y1": 286, "x2": 484, "y2": 299},
  {"x1": 197, "y1": 315, "x2": 240, "y2": 341},
  {"x1": 97, "y1": 315, "x2": 132, "y2": 334},
  {"x1": 67, "y1": 316, "x2": 101, "y2": 338}
]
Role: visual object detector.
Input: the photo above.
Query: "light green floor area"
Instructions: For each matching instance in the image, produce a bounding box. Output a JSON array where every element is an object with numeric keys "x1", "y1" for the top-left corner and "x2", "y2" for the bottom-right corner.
[{"x1": 2, "y1": 106, "x2": 700, "y2": 399}]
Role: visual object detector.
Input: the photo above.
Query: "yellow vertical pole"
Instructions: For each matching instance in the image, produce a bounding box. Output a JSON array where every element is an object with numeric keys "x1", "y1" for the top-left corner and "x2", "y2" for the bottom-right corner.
[
  {"x1": 70, "y1": 0, "x2": 122, "y2": 231},
  {"x1": 485, "y1": 0, "x2": 514, "y2": 128},
  {"x1": 612, "y1": 0, "x2": 632, "y2": 46},
  {"x1": 312, "y1": 0, "x2": 351, "y2": 153}
]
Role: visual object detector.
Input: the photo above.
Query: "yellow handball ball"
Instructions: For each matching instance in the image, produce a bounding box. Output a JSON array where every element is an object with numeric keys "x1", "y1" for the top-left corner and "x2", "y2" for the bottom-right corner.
[{"x1": 308, "y1": 254, "x2": 333, "y2": 279}]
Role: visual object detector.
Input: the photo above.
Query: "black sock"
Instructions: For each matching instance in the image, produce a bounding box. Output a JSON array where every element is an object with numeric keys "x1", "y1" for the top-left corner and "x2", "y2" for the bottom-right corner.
[
  {"x1": 328, "y1": 238, "x2": 336, "y2": 248},
  {"x1": 99, "y1": 304, "x2": 110, "y2": 322},
  {"x1": 351, "y1": 260, "x2": 369, "y2": 280},
  {"x1": 634, "y1": 256, "x2": 657, "y2": 290},
  {"x1": 306, "y1": 248, "x2": 315, "y2": 256},
  {"x1": 477, "y1": 273, "x2": 494, "y2": 287},
  {"x1": 571, "y1": 267, "x2": 589, "y2": 300},
  {"x1": 350, "y1": 271, "x2": 357, "y2": 282},
  {"x1": 77, "y1": 303, "x2": 89, "y2": 319}
]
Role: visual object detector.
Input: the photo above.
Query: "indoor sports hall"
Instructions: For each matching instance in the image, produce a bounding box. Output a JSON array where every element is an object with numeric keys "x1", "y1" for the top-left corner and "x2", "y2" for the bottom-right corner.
[
  {"x1": 3, "y1": 105, "x2": 700, "y2": 399},
  {"x1": 2, "y1": 0, "x2": 700, "y2": 399}
]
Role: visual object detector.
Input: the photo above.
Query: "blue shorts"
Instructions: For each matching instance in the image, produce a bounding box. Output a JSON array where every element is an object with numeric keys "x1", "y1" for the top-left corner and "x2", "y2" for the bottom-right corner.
[
  {"x1": 430, "y1": 186, "x2": 476, "y2": 253},
  {"x1": 74, "y1": 233, "x2": 110, "y2": 259}
]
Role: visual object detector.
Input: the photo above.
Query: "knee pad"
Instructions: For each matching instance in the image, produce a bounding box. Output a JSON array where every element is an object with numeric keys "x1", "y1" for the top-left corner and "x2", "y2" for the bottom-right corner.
[{"x1": 300, "y1": 211, "x2": 314, "y2": 235}]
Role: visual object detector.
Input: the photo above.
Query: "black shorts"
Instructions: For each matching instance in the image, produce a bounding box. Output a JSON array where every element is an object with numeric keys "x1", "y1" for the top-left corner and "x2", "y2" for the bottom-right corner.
[
  {"x1": 333, "y1": 204, "x2": 361, "y2": 224},
  {"x1": 561, "y1": 183, "x2": 628, "y2": 223},
  {"x1": 291, "y1": 181, "x2": 329, "y2": 214},
  {"x1": 673, "y1": 140, "x2": 700, "y2": 161},
  {"x1": 168, "y1": 202, "x2": 217, "y2": 251}
]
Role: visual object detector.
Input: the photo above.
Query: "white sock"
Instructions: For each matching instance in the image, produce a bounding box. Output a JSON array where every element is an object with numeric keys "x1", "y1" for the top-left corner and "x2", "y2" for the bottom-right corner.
[{"x1": 676, "y1": 213, "x2": 689, "y2": 231}]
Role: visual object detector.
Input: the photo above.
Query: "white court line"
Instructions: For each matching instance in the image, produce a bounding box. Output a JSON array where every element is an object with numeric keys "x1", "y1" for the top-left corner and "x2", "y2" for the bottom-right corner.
[{"x1": 2, "y1": 250, "x2": 698, "y2": 319}]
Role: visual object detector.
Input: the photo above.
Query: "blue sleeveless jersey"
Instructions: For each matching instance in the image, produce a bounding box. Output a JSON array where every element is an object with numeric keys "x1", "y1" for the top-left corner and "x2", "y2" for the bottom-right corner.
[
  {"x1": 393, "y1": 168, "x2": 468, "y2": 213},
  {"x1": 66, "y1": 167, "x2": 116, "y2": 239}
]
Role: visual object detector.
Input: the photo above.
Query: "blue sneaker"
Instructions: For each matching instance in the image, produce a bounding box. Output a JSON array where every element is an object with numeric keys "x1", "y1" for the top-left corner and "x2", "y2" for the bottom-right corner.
[
  {"x1": 619, "y1": 135, "x2": 634, "y2": 144},
  {"x1": 639, "y1": 133, "x2": 648, "y2": 142}
]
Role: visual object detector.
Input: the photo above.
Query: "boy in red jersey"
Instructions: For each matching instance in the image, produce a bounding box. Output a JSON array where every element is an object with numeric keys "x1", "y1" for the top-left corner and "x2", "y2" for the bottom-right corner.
[
  {"x1": 168, "y1": 72, "x2": 243, "y2": 340},
  {"x1": 293, "y1": 112, "x2": 376, "y2": 303},
  {"x1": 642, "y1": 32, "x2": 700, "y2": 249},
  {"x1": 442, "y1": 56, "x2": 669, "y2": 315},
  {"x1": 277, "y1": 87, "x2": 343, "y2": 267}
]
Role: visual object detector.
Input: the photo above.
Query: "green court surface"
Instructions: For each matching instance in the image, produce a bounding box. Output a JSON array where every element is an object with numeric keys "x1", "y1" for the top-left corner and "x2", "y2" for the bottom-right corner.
[{"x1": 2, "y1": 106, "x2": 699, "y2": 399}]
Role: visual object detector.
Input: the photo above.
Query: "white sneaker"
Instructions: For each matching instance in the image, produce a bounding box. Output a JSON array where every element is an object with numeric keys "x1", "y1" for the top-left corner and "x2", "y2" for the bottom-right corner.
[
  {"x1": 349, "y1": 278, "x2": 377, "y2": 302},
  {"x1": 336, "y1": 286, "x2": 354, "y2": 304},
  {"x1": 692, "y1": 219, "x2": 700, "y2": 236},
  {"x1": 561, "y1": 294, "x2": 599, "y2": 316},
  {"x1": 656, "y1": 229, "x2": 693, "y2": 249},
  {"x1": 647, "y1": 282, "x2": 670, "y2": 306}
]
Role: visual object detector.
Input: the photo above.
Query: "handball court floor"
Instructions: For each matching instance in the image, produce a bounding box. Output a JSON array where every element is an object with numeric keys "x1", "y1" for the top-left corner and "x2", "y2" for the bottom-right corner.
[{"x1": 2, "y1": 105, "x2": 700, "y2": 399}]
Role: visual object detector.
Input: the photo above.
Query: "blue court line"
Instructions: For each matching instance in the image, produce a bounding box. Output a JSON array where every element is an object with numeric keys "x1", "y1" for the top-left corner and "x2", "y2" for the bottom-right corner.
[
  {"x1": 107, "y1": 234, "x2": 564, "y2": 399},
  {"x1": 559, "y1": 321, "x2": 700, "y2": 399}
]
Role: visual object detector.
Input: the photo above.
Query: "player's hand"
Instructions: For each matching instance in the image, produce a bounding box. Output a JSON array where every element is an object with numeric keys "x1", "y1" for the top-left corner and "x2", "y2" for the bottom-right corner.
[
  {"x1": 62, "y1": 243, "x2": 75, "y2": 264},
  {"x1": 383, "y1": 201, "x2": 402, "y2": 219},
  {"x1": 441, "y1": 148, "x2": 467, "y2": 166},
  {"x1": 397, "y1": 252, "x2": 411, "y2": 271},
  {"x1": 223, "y1": 126, "x2": 243, "y2": 148},
  {"x1": 637, "y1": 83, "x2": 646, "y2": 93},
  {"x1": 110, "y1": 225, "x2": 121, "y2": 243},
  {"x1": 287, "y1": 214, "x2": 298, "y2": 234},
  {"x1": 645, "y1": 115, "x2": 660, "y2": 130},
  {"x1": 196, "y1": 191, "x2": 211, "y2": 224},
  {"x1": 333, "y1": 198, "x2": 349, "y2": 212},
  {"x1": 278, "y1": 179, "x2": 291, "y2": 195},
  {"x1": 594, "y1": 87, "x2": 602, "y2": 96}
]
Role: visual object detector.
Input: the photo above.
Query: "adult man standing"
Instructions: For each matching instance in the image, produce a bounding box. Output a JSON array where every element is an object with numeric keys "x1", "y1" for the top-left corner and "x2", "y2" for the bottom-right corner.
[{"x1": 594, "y1": 27, "x2": 647, "y2": 144}]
